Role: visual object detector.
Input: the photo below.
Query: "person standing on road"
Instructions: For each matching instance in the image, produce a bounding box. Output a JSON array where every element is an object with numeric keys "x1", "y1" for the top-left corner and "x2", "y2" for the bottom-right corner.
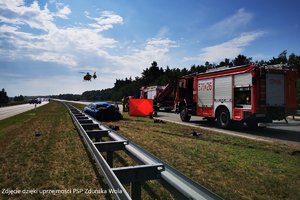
[
  {"x1": 125, "y1": 97, "x2": 129, "y2": 112},
  {"x1": 122, "y1": 96, "x2": 125, "y2": 112}
]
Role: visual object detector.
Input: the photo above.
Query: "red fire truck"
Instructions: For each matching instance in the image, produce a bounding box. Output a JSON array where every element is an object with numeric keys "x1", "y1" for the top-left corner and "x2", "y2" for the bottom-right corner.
[
  {"x1": 175, "y1": 64, "x2": 298, "y2": 129},
  {"x1": 140, "y1": 84, "x2": 175, "y2": 111}
]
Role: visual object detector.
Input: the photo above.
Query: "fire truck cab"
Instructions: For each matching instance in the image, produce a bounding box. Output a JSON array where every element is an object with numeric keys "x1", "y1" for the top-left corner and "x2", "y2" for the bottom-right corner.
[{"x1": 175, "y1": 64, "x2": 298, "y2": 129}]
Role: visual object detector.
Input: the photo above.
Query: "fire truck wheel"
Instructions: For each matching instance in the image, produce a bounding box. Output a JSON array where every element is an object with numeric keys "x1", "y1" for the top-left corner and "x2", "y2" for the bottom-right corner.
[
  {"x1": 180, "y1": 106, "x2": 191, "y2": 122},
  {"x1": 217, "y1": 108, "x2": 232, "y2": 129}
]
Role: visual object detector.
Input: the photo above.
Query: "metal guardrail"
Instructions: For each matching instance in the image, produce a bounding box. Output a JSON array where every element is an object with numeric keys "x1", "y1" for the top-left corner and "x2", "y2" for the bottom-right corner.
[{"x1": 62, "y1": 101, "x2": 223, "y2": 200}]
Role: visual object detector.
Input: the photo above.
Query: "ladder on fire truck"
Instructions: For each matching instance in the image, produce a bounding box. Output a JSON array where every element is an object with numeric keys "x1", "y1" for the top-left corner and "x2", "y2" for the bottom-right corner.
[{"x1": 259, "y1": 65, "x2": 266, "y2": 111}]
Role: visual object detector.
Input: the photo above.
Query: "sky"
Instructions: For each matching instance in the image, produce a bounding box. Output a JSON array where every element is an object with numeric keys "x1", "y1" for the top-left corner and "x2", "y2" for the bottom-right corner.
[{"x1": 0, "y1": 0, "x2": 299, "y2": 97}]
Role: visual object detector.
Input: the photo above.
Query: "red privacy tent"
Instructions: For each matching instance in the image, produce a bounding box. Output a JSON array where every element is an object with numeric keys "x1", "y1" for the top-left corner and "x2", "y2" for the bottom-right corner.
[{"x1": 129, "y1": 99, "x2": 153, "y2": 116}]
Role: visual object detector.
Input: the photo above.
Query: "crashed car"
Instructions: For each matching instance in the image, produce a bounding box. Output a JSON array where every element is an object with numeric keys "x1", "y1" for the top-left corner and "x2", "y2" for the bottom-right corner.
[{"x1": 84, "y1": 102, "x2": 123, "y2": 120}]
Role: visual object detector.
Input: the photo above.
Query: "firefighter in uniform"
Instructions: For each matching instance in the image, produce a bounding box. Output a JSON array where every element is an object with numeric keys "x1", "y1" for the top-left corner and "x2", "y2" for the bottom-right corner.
[
  {"x1": 125, "y1": 97, "x2": 129, "y2": 112},
  {"x1": 122, "y1": 96, "x2": 126, "y2": 112}
]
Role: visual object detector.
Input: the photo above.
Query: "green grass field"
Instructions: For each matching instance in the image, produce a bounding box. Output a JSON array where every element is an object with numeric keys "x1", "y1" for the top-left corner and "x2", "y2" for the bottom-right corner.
[
  {"x1": 103, "y1": 115, "x2": 300, "y2": 200},
  {"x1": 0, "y1": 101, "x2": 111, "y2": 199},
  {"x1": 1, "y1": 101, "x2": 300, "y2": 200}
]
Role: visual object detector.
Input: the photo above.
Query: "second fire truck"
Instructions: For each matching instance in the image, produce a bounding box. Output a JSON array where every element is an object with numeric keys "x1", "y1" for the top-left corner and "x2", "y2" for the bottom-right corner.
[
  {"x1": 140, "y1": 84, "x2": 175, "y2": 111},
  {"x1": 175, "y1": 64, "x2": 298, "y2": 129}
]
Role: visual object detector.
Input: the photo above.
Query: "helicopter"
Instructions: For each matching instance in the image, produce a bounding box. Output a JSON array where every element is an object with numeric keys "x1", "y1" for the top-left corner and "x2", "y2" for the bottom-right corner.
[{"x1": 79, "y1": 72, "x2": 97, "y2": 81}]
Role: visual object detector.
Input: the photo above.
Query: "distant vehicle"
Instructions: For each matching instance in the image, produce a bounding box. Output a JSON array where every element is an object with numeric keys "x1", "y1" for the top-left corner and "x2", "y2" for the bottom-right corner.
[
  {"x1": 79, "y1": 72, "x2": 97, "y2": 81},
  {"x1": 74, "y1": 98, "x2": 79, "y2": 101},
  {"x1": 84, "y1": 102, "x2": 123, "y2": 120},
  {"x1": 29, "y1": 99, "x2": 41, "y2": 104}
]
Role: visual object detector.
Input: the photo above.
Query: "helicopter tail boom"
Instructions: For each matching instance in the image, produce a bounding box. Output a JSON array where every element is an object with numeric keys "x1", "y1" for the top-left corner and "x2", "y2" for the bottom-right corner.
[{"x1": 92, "y1": 72, "x2": 97, "y2": 79}]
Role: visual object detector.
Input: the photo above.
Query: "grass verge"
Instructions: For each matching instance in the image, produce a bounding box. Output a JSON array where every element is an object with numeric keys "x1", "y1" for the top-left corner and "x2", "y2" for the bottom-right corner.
[
  {"x1": 0, "y1": 101, "x2": 112, "y2": 200},
  {"x1": 2, "y1": 101, "x2": 299, "y2": 200},
  {"x1": 70, "y1": 102, "x2": 300, "y2": 200}
]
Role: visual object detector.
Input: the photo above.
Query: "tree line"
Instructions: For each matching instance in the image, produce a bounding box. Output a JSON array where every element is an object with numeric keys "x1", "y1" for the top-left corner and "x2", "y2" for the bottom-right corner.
[{"x1": 0, "y1": 89, "x2": 26, "y2": 104}]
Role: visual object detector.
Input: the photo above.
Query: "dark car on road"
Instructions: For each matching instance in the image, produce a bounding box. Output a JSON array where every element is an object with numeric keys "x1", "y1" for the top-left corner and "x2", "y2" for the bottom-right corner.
[
  {"x1": 29, "y1": 99, "x2": 41, "y2": 104},
  {"x1": 84, "y1": 102, "x2": 123, "y2": 120}
]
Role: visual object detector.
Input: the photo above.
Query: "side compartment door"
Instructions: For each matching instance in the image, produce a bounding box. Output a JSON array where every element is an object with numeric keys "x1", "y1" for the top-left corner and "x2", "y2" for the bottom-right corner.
[
  {"x1": 266, "y1": 73, "x2": 285, "y2": 107},
  {"x1": 233, "y1": 73, "x2": 252, "y2": 120},
  {"x1": 214, "y1": 75, "x2": 232, "y2": 118},
  {"x1": 197, "y1": 78, "x2": 213, "y2": 116}
]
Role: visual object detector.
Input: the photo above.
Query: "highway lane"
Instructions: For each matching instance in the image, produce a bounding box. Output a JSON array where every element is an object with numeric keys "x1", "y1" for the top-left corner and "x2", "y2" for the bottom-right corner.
[
  {"x1": 0, "y1": 101, "x2": 49, "y2": 121},
  {"x1": 154, "y1": 111, "x2": 300, "y2": 146}
]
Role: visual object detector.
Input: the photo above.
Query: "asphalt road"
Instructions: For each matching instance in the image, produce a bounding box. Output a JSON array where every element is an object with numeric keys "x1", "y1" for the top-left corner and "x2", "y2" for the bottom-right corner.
[
  {"x1": 0, "y1": 101, "x2": 49, "y2": 121},
  {"x1": 154, "y1": 110, "x2": 300, "y2": 146}
]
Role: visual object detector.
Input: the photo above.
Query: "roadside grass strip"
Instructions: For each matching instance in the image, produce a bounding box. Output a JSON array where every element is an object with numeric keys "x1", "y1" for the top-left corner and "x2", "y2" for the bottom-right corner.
[
  {"x1": 69, "y1": 103, "x2": 300, "y2": 199},
  {"x1": 108, "y1": 116, "x2": 300, "y2": 199},
  {"x1": 0, "y1": 101, "x2": 112, "y2": 199},
  {"x1": 103, "y1": 115, "x2": 300, "y2": 200}
]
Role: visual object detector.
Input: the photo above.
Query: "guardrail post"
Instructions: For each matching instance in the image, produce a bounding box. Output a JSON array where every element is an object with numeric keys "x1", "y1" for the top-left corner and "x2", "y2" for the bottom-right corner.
[
  {"x1": 107, "y1": 151, "x2": 113, "y2": 167},
  {"x1": 131, "y1": 182, "x2": 141, "y2": 200}
]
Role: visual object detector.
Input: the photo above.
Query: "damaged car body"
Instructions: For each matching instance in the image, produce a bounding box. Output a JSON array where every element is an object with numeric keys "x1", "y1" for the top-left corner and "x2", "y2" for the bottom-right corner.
[{"x1": 84, "y1": 102, "x2": 123, "y2": 120}]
